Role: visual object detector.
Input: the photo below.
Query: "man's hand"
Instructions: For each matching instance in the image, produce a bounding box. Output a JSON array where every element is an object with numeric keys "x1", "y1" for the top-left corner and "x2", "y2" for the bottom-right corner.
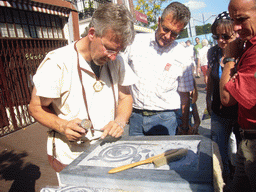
[
  {"x1": 29, "y1": 87, "x2": 87, "y2": 142},
  {"x1": 98, "y1": 84, "x2": 132, "y2": 139},
  {"x1": 179, "y1": 92, "x2": 190, "y2": 128},
  {"x1": 100, "y1": 121, "x2": 124, "y2": 139},
  {"x1": 60, "y1": 118, "x2": 87, "y2": 141},
  {"x1": 189, "y1": 124, "x2": 199, "y2": 135},
  {"x1": 224, "y1": 37, "x2": 244, "y2": 59}
]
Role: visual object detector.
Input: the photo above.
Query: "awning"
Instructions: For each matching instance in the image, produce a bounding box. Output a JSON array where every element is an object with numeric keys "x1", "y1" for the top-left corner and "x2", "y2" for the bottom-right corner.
[
  {"x1": 0, "y1": 0, "x2": 70, "y2": 17},
  {"x1": 134, "y1": 25, "x2": 154, "y2": 33}
]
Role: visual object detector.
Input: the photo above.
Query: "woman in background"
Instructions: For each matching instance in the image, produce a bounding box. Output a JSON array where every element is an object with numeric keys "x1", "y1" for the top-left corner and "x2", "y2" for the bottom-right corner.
[
  {"x1": 206, "y1": 11, "x2": 241, "y2": 187},
  {"x1": 198, "y1": 39, "x2": 209, "y2": 89}
]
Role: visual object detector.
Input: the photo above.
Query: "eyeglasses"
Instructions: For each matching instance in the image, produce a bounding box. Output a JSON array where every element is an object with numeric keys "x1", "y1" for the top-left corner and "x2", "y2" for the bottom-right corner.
[
  {"x1": 160, "y1": 23, "x2": 179, "y2": 38},
  {"x1": 100, "y1": 38, "x2": 118, "y2": 56},
  {"x1": 212, "y1": 34, "x2": 233, "y2": 41}
]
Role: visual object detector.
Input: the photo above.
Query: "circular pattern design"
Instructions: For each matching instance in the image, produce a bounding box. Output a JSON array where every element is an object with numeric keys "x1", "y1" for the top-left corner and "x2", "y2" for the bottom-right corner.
[
  {"x1": 98, "y1": 144, "x2": 137, "y2": 162},
  {"x1": 93, "y1": 81, "x2": 104, "y2": 92}
]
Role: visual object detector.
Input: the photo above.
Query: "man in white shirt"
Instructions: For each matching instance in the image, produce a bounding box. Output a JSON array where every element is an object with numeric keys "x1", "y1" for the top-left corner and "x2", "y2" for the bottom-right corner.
[
  {"x1": 185, "y1": 40, "x2": 195, "y2": 74},
  {"x1": 127, "y1": 2, "x2": 194, "y2": 136},
  {"x1": 28, "y1": 3, "x2": 136, "y2": 174},
  {"x1": 198, "y1": 39, "x2": 209, "y2": 88}
]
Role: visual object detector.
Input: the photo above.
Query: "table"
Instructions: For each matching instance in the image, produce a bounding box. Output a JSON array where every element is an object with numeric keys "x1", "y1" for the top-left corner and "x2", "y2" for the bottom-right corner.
[{"x1": 59, "y1": 135, "x2": 214, "y2": 192}]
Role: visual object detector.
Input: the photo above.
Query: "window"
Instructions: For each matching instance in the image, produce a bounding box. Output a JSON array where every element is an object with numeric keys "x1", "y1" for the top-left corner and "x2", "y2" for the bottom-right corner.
[{"x1": 0, "y1": 7, "x2": 65, "y2": 39}]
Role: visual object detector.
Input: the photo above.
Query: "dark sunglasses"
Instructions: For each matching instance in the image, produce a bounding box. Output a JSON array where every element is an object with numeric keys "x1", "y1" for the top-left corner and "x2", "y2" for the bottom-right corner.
[
  {"x1": 160, "y1": 22, "x2": 179, "y2": 38},
  {"x1": 212, "y1": 34, "x2": 233, "y2": 41}
]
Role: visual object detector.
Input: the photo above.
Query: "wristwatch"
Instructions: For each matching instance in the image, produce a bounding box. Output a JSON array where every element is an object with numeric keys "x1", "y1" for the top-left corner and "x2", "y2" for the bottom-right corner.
[{"x1": 223, "y1": 57, "x2": 236, "y2": 64}]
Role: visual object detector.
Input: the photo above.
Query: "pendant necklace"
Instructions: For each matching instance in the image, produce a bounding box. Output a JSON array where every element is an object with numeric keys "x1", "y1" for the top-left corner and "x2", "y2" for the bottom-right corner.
[
  {"x1": 74, "y1": 41, "x2": 117, "y2": 130},
  {"x1": 79, "y1": 63, "x2": 105, "y2": 92},
  {"x1": 90, "y1": 61, "x2": 104, "y2": 92},
  {"x1": 93, "y1": 80, "x2": 104, "y2": 92}
]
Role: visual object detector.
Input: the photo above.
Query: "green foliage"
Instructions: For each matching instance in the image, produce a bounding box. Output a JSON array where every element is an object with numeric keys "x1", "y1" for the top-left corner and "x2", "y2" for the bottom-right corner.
[
  {"x1": 195, "y1": 23, "x2": 211, "y2": 36},
  {"x1": 83, "y1": 0, "x2": 94, "y2": 12},
  {"x1": 135, "y1": 0, "x2": 213, "y2": 37},
  {"x1": 177, "y1": 28, "x2": 188, "y2": 39},
  {"x1": 134, "y1": 0, "x2": 171, "y2": 29}
]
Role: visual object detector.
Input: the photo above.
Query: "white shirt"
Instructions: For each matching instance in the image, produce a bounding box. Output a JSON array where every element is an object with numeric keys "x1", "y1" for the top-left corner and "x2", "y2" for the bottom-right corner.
[
  {"x1": 126, "y1": 33, "x2": 194, "y2": 111},
  {"x1": 185, "y1": 44, "x2": 195, "y2": 66},
  {"x1": 198, "y1": 46, "x2": 209, "y2": 66},
  {"x1": 33, "y1": 42, "x2": 137, "y2": 164}
]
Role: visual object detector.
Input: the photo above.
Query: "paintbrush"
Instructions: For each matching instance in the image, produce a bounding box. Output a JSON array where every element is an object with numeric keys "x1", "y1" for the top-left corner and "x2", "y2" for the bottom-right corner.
[{"x1": 108, "y1": 148, "x2": 188, "y2": 174}]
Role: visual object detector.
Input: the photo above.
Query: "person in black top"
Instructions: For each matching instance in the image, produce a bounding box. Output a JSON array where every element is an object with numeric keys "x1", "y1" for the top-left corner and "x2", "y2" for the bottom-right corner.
[{"x1": 206, "y1": 11, "x2": 241, "y2": 187}]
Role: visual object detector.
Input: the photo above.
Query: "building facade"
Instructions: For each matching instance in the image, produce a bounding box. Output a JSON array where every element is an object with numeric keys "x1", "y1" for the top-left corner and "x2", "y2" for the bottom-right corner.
[
  {"x1": 0, "y1": 0, "x2": 79, "y2": 136},
  {"x1": 0, "y1": 0, "x2": 153, "y2": 137},
  {"x1": 76, "y1": 0, "x2": 153, "y2": 37}
]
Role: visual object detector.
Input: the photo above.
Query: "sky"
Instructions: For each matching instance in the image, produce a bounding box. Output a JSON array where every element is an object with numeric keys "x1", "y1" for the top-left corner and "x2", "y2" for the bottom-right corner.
[
  {"x1": 160, "y1": 0, "x2": 231, "y2": 43},
  {"x1": 162, "y1": 0, "x2": 230, "y2": 26},
  {"x1": 133, "y1": 0, "x2": 231, "y2": 43}
]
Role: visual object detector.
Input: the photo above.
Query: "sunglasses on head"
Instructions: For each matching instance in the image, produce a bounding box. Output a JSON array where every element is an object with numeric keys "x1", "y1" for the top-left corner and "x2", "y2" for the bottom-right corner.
[{"x1": 212, "y1": 34, "x2": 233, "y2": 41}]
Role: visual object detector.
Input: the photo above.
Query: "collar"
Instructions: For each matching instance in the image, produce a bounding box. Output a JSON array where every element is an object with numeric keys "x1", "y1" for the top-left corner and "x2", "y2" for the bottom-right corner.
[
  {"x1": 245, "y1": 35, "x2": 256, "y2": 49},
  {"x1": 236, "y1": 36, "x2": 256, "y2": 69},
  {"x1": 149, "y1": 32, "x2": 158, "y2": 46}
]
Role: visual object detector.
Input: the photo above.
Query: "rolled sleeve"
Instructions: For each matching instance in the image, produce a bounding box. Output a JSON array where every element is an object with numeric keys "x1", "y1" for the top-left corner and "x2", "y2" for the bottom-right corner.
[
  {"x1": 225, "y1": 72, "x2": 256, "y2": 109},
  {"x1": 115, "y1": 54, "x2": 138, "y2": 86},
  {"x1": 33, "y1": 57, "x2": 62, "y2": 98}
]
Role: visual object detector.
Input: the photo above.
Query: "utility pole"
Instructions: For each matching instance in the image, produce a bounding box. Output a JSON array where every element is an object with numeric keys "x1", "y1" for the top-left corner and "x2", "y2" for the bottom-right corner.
[
  {"x1": 193, "y1": 13, "x2": 216, "y2": 40},
  {"x1": 202, "y1": 13, "x2": 206, "y2": 39}
]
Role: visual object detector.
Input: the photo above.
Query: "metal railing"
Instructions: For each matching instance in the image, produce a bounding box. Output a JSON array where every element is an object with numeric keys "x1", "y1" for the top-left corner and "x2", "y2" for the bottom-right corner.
[{"x1": 0, "y1": 38, "x2": 67, "y2": 137}]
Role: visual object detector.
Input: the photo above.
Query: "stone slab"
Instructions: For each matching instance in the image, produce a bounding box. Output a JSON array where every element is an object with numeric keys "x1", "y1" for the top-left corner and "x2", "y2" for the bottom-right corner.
[{"x1": 59, "y1": 135, "x2": 213, "y2": 192}]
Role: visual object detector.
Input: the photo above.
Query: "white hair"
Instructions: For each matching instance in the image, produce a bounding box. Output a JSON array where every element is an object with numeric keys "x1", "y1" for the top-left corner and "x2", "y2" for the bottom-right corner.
[{"x1": 202, "y1": 39, "x2": 208, "y2": 47}]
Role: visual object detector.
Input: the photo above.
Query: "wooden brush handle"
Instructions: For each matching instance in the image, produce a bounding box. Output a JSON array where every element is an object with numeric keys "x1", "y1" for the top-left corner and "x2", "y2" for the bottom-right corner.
[
  {"x1": 108, "y1": 159, "x2": 152, "y2": 174},
  {"x1": 108, "y1": 149, "x2": 181, "y2": 174},
  {"x1": 108, "y1": 151, "x2": 168, "y2": 174}
]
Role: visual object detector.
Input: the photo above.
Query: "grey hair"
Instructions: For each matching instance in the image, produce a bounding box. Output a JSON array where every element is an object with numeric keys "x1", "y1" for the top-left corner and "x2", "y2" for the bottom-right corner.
[
  {"x1": 201, "y1": 39, "x2": 208, "y2": 47},
  {"x1": 161, "y1": 2, "x2": 191, "y2": 27},
  {"x1": 84, "y1": 3, "x2": 135, "y2": 48}
]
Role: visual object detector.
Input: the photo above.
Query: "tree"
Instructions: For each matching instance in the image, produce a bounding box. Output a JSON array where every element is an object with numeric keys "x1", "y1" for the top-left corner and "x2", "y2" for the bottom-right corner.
[
  {"x1": 134, "y1": 0, "x2": 171, "y2": 30},
  {"x1": 177, "y1": 28, "x2": 188, "y2": 39},
  {"x1": 195, "y1": 23, "x2": 211, "y2": 36}
]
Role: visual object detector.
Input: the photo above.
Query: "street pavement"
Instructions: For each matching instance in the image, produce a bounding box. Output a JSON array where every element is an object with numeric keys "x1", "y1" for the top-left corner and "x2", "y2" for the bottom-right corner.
[
  {"x1": 195, "y1": 76, "x2": 211, "y2": 137},
  {"x1": 0, "y1": 75, "x2": 211, "y2": 192}
]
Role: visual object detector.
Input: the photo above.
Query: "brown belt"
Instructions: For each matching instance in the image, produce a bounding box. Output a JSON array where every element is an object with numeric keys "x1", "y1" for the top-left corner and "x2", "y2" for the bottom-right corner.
[
  {"x1": 133, "y1": 108, "x2": 173, "y2": 116},
  {"x1": 240, "y1": 129, "x2": 256, "y2": 140}
]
